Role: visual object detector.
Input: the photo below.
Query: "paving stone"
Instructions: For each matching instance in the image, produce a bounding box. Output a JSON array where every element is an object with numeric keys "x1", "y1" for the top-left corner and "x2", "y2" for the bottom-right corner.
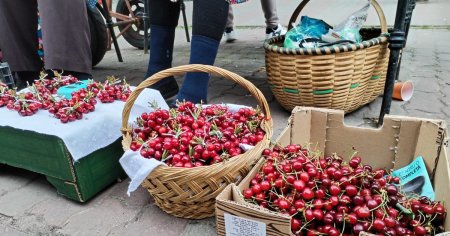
[
  {"x1": 269, "y1": 103, "x2": 292, "y2": 139},
  {"x1": 27, "y1": 195, "x2": 86, "y2": 227},
  {"x1": 0, "y1": 225, "x2": 28, "y2": 236},
  {"x1": 410, "y1": 67, "x2": 440, "y2": 78},
  {"x1": 108, "y1": 204, "x2": 188, "y2": 236},
  {"x1": 57, "y1": 198, "x2": 138, "y2": 236},
  {"x1": 0, "y1": 177, "x2": 55, "y2": 217},
  {"x1": 409, "y1": 59, "x2": 437, "y2": 68},
  {"x1": 181, "y1": 218, "x2": 216, "y2": 236},
  {"x1": 404, "y1": 91, "x2": 444, "y2": 114},
  {"x1": 441, "y1": 107, "x2": 450, "y2": 118},
  {"x1": 10, "y1": 213, "x2": 62, "y2": 236},
  {"x1": 437, "y1": 53, "x2": 450, "y2": 62},
  {"x1": 405, "y1": 109, "x2": 447, "y2": 120},
  {"x1": 106, "y1": 180, "x2": 152, "y2": 209},
  {"x1": 414, "y1": 77, "x2": 441, "y2": 93},
  {"x1": 0, "y1": 165, "x2": 39, "y2": 197},
  {"x1": 441, "y1": 85, "x2": 450, "y2": 106}
]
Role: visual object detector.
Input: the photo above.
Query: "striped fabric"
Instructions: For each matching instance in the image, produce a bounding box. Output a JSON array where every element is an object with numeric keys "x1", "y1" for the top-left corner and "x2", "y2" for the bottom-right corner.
[
  {"x1": 229, "y1": 0, "x2": 249, "y2": 4},
  {"x1": 264, "y1": 34, "x2": 389, "y2": 55},
  {"x1": 37, "y1": 13, "x2": 44, "y2": 61}
]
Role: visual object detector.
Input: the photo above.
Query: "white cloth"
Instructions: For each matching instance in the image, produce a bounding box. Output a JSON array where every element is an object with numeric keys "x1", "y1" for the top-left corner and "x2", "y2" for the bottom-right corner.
[
  {"x1": 0, "y1": 88, "x2": 168, "y2": 161},
  {"x1": 119, "y1": 150, "x2": 166, "y2": 196}
]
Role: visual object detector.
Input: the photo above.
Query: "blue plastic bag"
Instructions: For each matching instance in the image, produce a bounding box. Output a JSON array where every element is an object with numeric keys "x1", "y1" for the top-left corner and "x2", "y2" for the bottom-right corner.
[{"x1": 284, "y1": 16, "x2": 331, "y2": 49}]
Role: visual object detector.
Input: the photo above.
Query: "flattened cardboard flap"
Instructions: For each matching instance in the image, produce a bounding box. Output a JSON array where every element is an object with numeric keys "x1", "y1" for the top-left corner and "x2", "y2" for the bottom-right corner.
[{"x1": 290, "y1": 107, "x2": 446, "y2": 172}]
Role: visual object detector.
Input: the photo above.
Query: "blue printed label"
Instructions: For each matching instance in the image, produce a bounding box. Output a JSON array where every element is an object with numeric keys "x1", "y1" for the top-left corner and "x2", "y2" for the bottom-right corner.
[{"x1": 392, "y1": 156, "x2": 435, "y2": 200}]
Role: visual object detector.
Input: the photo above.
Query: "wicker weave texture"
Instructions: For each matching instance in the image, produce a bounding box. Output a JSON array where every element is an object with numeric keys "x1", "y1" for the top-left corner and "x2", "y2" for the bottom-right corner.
[
  {"x1": 265, "y1": 0, "x2": 389, "y2": 113},
  {"x1": 121, "y1": 64, "x2": 273, "y2": 219}
]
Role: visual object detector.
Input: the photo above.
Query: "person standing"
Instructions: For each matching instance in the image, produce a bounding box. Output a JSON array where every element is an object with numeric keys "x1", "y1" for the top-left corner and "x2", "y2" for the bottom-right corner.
[
  {"x1": 145, "y1": 0, "x2": 229, "y2": 103},
  {"x1": 225, "y1": 0, "x2": 287, "y2": 42},
  {"x1": 0, "y1": 0, "x2": 92, "y2": 88}
]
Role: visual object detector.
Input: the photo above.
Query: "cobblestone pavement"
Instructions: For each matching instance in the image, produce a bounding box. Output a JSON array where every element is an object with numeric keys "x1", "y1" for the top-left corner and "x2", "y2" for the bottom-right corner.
[{"x1": 1, "y1": 24, "x2": 450, "y2": 236}]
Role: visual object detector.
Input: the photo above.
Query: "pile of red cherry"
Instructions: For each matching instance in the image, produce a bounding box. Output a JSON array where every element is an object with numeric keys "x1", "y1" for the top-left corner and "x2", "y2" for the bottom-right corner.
[
  {"x1": 129, "y1": 101, "x2": 266, "y2": 167},
  {"x1": 0, "y1": 73, "x2": 131, "y2": 122},
  {"x1": 243, "y1": 144, "x2": 447, "y2": 236}
]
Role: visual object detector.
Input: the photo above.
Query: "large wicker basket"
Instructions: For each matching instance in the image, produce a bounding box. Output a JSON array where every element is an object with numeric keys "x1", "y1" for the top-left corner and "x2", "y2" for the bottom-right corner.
[
  {"x1": 121, "y1": 64, "x2": 273, "y2": 219},
  {"x1": 265, "y1": 0, "x2": 389, "y2": 113}
]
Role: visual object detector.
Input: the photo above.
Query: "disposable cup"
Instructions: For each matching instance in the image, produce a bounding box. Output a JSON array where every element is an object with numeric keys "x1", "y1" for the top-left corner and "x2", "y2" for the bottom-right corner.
[{"x1": 392, "y1": 80, "x2": 414, "y2": 101}]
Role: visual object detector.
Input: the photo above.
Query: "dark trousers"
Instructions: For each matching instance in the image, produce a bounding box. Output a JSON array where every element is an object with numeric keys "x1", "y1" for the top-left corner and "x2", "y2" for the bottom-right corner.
[
  {"x1": 149, "y1": 0, "x2": 229, "y2": 41},
  {"x1": 0, "y1": 0, "x2": 92, "y2": 74}
]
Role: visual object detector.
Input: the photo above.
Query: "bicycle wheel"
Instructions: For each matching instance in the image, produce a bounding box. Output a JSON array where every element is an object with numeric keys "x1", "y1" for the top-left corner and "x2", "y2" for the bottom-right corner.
[
  {"x1": 115, "y1": 0, "x2": 149, "y2": 49},
  {"x1": 87, "y1": 7, "x2": 108, "y2": 67}
]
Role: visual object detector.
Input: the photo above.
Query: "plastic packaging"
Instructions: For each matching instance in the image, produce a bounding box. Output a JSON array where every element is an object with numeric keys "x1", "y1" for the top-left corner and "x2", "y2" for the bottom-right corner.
[
  {"x1": 332, "y1": 0, "x2": 371, "y2": 43},
  {"x1": 283, "y1": 0, "x2": 371, "y2": 48},
  {"x1": 283, "y1": 16, "x2": 331, "y2": 49}
]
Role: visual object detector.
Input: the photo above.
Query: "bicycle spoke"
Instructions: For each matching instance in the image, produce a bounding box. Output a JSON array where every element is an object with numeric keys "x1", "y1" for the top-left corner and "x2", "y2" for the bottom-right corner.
[
  {"x1": 117, "y1": 24, "x2": 132, "y2": 38},
  {"x1": 125, "y1": 0, "x2": 135, "y2": 18}
]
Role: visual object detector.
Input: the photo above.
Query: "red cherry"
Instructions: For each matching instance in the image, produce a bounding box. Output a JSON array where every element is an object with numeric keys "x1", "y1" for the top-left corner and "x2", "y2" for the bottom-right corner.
[
  {"x1": 329, "y1": 184, "x2": 341, "y2": 196},
  {"x1": 255, "y1": 193, "x2": 265, "y2": 202},
  {"x1": 312, "y1": 209, "x2": 323, "y2": 220},
  {"x1": 299, "y1": 172, "x2": 310, "y2": 182},
  {"x1": 384, "y1": 216, "x2": 396, "y2": 228},
  {"x1": 251, "y1": 184, "x2": 262, "y2": 194},
  {"x1": 345, "y1": 185, "x2": 358, "y2": 196},
  {"x1": 291, "y1": 218, "x2": 301, "y2": 231},
  {"x1": 302, "y1": 187, "x2": 314, "y2": 200},
  {"x1": 260, "y1": 181, "x2": 271, "y2": 191},
  {"x1": 349, "y1": 156, "x2": 361, "y2": 168},
  {"x1": 414, "y1": 226, "x2": 428, "y2": 235},
  {"x1": 278, "y1": 199, "x2": 290, "y2": 210},
  {"x1": 304, "y1": 209, "x2": 314, "y2": 221},
  {"x1": 292, "y1": 180, "x2": 305, "y2": 191},
  {"x1": 356, "y1": 206, "x2": 370, "y2": 218},
  {"x1": 372, "y1": 218, "x2": 386, "y2": 231},
  {"x1": 315, "y1": 188, "x2": 326, "y2": 199},
  {"x1": 347, "y1": 213, "x2": 358, "y2": 225},
  {"x1": 243, "y1": 189, "x2": 253, "y2": 199}
]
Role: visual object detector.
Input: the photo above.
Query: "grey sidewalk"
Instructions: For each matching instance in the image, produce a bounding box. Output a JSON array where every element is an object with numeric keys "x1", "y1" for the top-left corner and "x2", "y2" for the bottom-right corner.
[{"x1": 2, "y1": 5, "x2": 450, "y2": 235}]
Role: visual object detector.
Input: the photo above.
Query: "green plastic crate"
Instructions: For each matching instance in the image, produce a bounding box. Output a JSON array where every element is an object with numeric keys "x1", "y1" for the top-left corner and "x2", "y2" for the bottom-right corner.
[{"x1": 0, "y1": 126, "x2": 125, "y2": 202}]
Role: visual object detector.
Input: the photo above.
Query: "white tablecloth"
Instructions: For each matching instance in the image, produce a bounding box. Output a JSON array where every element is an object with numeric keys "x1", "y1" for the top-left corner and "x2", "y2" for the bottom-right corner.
[{"x1": 0, "y1": 88, "x2": 168, "y2": 162}]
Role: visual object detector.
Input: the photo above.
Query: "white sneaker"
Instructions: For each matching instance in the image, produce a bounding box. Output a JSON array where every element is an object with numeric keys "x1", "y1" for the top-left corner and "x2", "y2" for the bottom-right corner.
[
  {"x1": 224, "y1": 27, "x2": 237, "y2": 43},
  {"x1": 265, "y1": 24, "x2": 287, "y2": 39}
]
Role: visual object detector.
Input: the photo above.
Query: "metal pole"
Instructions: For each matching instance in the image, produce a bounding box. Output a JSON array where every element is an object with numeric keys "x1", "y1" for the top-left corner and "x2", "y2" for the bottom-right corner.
[
  {"x1": 143, "y1": 0, "x2": 150, "y2": 54},
  {"x1": 180, "y1": 0, "x2": 190, "y2": 42},
  {"x1": 394, "y1": 0, "x2": 417, "y2": 82},
  {"x1": 378, "y1": 0, "x2": 409, "y2": 126},
  {"x1": 97, "y1": 1, "x2": 123, "y2": 62}
]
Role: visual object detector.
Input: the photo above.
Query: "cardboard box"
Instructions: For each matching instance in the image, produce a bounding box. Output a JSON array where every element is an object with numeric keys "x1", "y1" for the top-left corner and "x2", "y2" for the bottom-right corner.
[
  {"x1": 216, "y1": 107, "x2": 450, "y2": 236},
  {"x1": 0, "y1": 126, "x2": 126, "y2": 202}
]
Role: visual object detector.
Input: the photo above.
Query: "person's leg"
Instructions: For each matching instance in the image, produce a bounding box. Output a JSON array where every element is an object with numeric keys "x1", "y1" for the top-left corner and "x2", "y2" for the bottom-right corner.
[
  {"x1": 145, "y1": 0, "x2": 180, "y2": 99},
  {"x1": 260, "y1": 0, "x2": 279, "y2": 29},
  {"x1": 224, "y1": 5, "x2": 237, "y2": 43},
  {"x1": 0, "y1": 0, "x2": 42, "y2": 86},
  {"x1": 260, "y1": 0, "x2": 286, "y2": 39},
  {"x1": 176, "y1": 0, "x2": 229, "y2": 103},
  {"x1": 38, "y1": 0, "x2": 92, "y2": 79},
  {"x1": 226, "y1": 5, "x2": 234, "y2": 29}
]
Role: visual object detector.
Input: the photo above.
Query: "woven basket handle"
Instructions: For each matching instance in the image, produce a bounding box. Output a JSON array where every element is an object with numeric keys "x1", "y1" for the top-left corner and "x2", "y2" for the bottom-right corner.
[
  {"x1": 287, "y1": 0, "x2": 388, "y2": 33},
  {"x1": 121, "y1": 64, "x2": 272, "y2": 135}
]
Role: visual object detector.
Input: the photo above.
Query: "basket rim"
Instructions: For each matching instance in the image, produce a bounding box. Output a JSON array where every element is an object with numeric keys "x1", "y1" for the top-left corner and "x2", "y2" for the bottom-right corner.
[{"x1": 264, "y1": 34, "x2": 389, "y2": 55}]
